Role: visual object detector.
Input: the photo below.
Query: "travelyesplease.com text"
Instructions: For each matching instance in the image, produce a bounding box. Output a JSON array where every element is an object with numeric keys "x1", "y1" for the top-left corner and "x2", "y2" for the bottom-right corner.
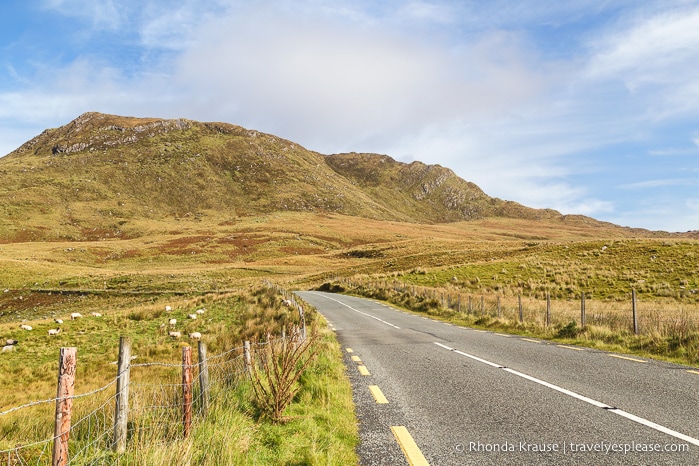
[{"x1": 457, "y1": 441, "x2": 689, "y2": 454}]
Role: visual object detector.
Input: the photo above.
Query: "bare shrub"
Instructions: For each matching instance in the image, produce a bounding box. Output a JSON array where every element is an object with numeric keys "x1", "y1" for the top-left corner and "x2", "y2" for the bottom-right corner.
[{"x1": 250, "y1": 325, "x2": 318, "y2": 422}]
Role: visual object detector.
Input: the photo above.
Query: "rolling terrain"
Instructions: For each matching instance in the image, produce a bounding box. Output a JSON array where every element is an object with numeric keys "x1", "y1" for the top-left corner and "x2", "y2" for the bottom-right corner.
[
  {"x1": 1, "y1": 112, "x2": 698, "y2": 464},
  {"x1": 1, "y1": 112, "x2": 680, "y2": 243},
  {"x1": 0, "y1": 112, "x2": 697, "y2": 322}
]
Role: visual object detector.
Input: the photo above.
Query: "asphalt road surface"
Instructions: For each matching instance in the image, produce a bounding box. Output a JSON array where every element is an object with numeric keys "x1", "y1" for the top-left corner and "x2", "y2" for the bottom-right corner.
[{"x1": 296, "y1": 291, "x2": 699, "y2": 465}]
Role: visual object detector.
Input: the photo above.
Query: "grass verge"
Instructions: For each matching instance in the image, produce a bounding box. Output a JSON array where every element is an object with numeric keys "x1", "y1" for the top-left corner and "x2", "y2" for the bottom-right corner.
[
  {"x1": 0, "y1": 287, "x2": 359, "y2": 465},
  {"x1": 338, "y1": 283, "x2": 699, "y2": 367}
]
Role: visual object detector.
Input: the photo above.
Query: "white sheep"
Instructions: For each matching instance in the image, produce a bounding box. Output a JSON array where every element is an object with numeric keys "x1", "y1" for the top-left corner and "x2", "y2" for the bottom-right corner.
[
  {"x1": 188, "y1": 332, "x2": 202, "y2": 340},
  {"x1": 20, "y1": 324, "x2": 32, "y2": 331},
  {"x1": 70, "y1": 313, "x2": 82, "y2": 320},
  {"x1": 2, "y1": 345, "x2": 14, "y2": 353},
  {"x1": 90, "y1": 312, "x2": 102, "y2": 317},
  {"x1": 282, "y1": 299, "x2": 292, "y2": 307},
  {"x1": 168, "y1": 331, "x2": 181, "y2": 338},
  {"x1": 48, "y1": 328, "x2": 61, "y2": 336},
  {"x1": 187, "y1": 314, "x2": 197, "y2": 320},
  {"x1": 5, "y1": 339, "x2": 18, "y2": 346},
  {"x1": 168, "y1": 318, "x2": 177, "y2": 327},
  {"x1": 195, "y1": 309, "x2": 205, "y2": 315},
  {"x1": 165, "y1": 305, "x2": 173, "y2": 312},
  {"x1": 54, "y1": 318, "x2": 64, "y2": 324}
]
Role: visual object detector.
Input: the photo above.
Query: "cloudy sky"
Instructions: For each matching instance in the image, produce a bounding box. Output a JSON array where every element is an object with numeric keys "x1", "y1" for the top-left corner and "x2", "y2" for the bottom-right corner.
[{"x1": 1, "y1": 1, "x2": 698, "y2": 232}]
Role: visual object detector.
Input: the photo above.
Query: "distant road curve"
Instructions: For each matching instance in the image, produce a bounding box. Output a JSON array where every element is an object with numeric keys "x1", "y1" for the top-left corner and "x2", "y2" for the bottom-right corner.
[{"x1": 297, "y1": 291, "x2": 699, "y2": 465}]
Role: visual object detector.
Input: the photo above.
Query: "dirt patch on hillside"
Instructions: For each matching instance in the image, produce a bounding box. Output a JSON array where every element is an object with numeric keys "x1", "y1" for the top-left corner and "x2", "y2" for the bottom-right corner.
[
  {"x1": 0, "y1": 290, "x2": 85, "y2": 323},
  {"x1": 279, "y1": 247, "x2": 327, "y2": 256}
]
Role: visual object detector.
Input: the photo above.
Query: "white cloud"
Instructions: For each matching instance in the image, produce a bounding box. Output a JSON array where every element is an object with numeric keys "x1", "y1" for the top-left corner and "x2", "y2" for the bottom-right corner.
[
  {"x1": 621, "y1": 178, "x2": 696, "y2": 189},
  {"x1": 173, "y1": 3, "x2": 563, "y2": 153},
  {"x1": 611, "y1": 197, "x2": 699, "y2": 232},
  {"x1": 3, "y1": 1, "x2": 698, "y2": 231},
  {"x1": 648, "y1": 147, "x2": 698, "y2": 156},
  {"x1": 41, "y1": 0, "x2": 126, "y2": 30},
  {"x1": 585, "y1": 5, "x2": 699, "y2": 119}
]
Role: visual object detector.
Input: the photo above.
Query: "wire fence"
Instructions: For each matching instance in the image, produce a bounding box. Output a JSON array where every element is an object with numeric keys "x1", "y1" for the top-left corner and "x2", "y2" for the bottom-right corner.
[
  {"x1": 0, "y1": 331, "x2": 305, "y2": 465},
  {"x1": 339, "y1": 277, "x2": 699, "y2": 337},
  {"x1": 0, "y1": 282, "x2": 312, "y2": 466}
]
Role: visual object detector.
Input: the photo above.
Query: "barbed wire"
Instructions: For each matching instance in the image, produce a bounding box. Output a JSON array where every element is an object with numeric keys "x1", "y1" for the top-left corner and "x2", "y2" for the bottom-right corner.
[
  {"x1": 0, "y1": 377, "x2": 118, "y2": 417},
  {"x1": 342, "y1": 277, "x2": 699, "y2": 330},
  {"x1": 0, "y1": 336, "x2": 282, "y2": 463}
]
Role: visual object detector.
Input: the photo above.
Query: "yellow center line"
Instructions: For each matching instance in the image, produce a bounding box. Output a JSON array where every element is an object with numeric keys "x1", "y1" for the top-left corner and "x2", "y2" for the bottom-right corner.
[
  {"x1": 358, "y1": 365, "x2": 371, "y2": 376},
  {"x1": 557, "y1": 345, "x2": 585, "y2": 351},
  {"x1": 368, "y1": 385, "x2": 389, "y2": 404},
  {"x1": 608, "y1": 354, "x2": 647, "y2": 363},
  {"x1": 345, "y1": 348, "x2": 354, "y2": 353},
  {"x1": 391, "y1": 426, "x2": 430, "y2": 466},
  {"x1": 687, "y1": 370, "x2": 699, "y2": 375},
  {"x1": 521, "y1": 338, "x2": 540, "y2": 343},
  {"x1": 351, "y1": 355, "x2": 362, "y2": 363}
]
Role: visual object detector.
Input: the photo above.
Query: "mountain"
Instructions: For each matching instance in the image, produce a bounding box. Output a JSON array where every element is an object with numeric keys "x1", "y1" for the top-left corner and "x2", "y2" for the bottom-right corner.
[{"x1": 0, "y1": 112, "x2": 665, "y2": 242}]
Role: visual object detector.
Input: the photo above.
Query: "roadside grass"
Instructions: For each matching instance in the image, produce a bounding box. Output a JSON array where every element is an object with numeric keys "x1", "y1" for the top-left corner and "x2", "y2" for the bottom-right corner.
[
  {"x1": 1, "y1": 211, "x2": 698, "y2": 463},
  {"x1": 104, "y1": 327, "x2": 357, "y2": 465},
  {"x1": 0, "y1": 287, "x2": 359, "y2": 465},
  {"x1": 339, "y1": 281, "x2": 699, "y2": 367},
  {"x1": 379, "y1": 239, "x2": 699, "y2": 303}
]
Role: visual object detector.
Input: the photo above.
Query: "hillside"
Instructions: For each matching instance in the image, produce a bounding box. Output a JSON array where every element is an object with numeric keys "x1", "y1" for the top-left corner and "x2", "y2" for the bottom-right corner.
[{"x1": 0, "y1": 112, "x2": 637, "y2": 242}]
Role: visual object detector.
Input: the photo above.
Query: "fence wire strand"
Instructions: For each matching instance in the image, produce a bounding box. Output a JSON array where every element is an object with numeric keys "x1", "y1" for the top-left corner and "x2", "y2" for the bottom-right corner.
[{"x1": 0, "y1": 336, "x2": 279, "y2": 465}]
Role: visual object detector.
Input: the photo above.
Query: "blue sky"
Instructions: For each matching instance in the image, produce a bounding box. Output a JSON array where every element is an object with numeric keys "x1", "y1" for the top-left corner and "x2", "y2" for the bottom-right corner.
[{"x1": 1, "y1": 1, "x2": 698, "y2": 232}]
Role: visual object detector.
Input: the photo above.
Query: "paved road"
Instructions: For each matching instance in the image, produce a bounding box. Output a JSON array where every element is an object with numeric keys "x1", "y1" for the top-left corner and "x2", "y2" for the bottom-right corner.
[{"x1": 296, "y1": 291, "x2": 699, "y2": 465}]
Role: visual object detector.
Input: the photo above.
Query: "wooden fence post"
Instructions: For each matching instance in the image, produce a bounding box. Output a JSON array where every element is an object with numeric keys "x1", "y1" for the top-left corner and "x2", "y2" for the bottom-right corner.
[
  {"x1": 198, "y1": 341, "x2": 210, "y2": 417},
  {"x1": 52, "y1": 347, "x2": 77, "y2": 466},
  {"x1": 244, "y1": 341, "x2": 252, "y2": 374},
  {"x1": 113, "y1": 336, "x2": 131, "y2": 453},
  {"x1": 581, "y1": 292, "x2": 586, "y2": 327},
  {"x1": 632, "y1": 289, "x2": 639, "y2": 335},
  {"x1": 518, "y1": 294, "x2": 523, "y2": 323},
  {"x1": 182, "y1": 346, "x2": 193, "y2": 439},
  {"x1": 480, "y1": 295, "x2": 485, "y2": 316},
  {"x1": 497, "y1": 296, "x2": 501, "y2": 318},
  {"x1": 546, "y1": 292, "x2": 551, "y2": 327},
  {"x1": 299, "y1": 306, "x2": 306, "y2": 342}
]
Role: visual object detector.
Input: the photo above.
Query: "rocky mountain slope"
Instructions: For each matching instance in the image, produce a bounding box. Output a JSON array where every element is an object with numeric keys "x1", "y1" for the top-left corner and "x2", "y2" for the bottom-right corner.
[{"x1": 0, "y1": 112, "x2": 653, "y2": 241}]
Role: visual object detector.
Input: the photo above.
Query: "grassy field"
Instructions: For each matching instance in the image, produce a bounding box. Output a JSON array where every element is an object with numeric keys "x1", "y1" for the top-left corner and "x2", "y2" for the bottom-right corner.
[
  {"x1": 0, "y1": 286, "x2": 357, "y2": 465},
  {"x1": 1, "y1": 211, "x2": 698, "y2": 463},
  {"x1": 337, "y1": 276, "x2": 699, "y2": 365}
]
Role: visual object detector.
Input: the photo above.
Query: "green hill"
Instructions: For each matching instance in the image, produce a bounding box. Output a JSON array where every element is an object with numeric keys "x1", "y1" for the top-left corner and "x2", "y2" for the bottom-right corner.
[{"x1": 0, "y1": 112, "x2": 683, "y2": 242}]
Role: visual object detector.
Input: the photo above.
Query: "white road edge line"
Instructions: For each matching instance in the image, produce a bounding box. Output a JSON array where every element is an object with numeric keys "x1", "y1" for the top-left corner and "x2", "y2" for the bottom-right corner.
[
  {"x1": 310, "y1": 293, "x2": 400, "y2": 329},
  {"x1": 434, "y1": 342, "x2": 699, "y2": 447}
]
